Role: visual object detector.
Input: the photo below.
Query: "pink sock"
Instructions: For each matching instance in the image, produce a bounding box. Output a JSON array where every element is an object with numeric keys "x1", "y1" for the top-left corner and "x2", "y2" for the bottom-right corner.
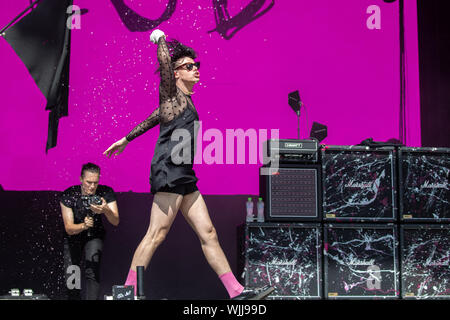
[
  {"x1": 124, "y1": 268, "x2": 137, "y2": 295},
  {"x1": 219, "y1": 272, "x2": 244, "y2": 298}
]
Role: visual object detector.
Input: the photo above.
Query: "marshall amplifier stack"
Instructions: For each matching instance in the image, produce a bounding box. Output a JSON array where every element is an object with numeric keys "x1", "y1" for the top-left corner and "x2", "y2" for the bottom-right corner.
[
  {"x1": 239, "y1": 142, "x2": 450, "y2": 300},
  {"x1": 397, "y1": 147, "x2": 450, "y2": 300},
  {"x1": 242, "y1": 139, "x2": 323, "y2": 299},
  {"x1": 320, "y1": 146, "x2": 400, "y2": 299}
]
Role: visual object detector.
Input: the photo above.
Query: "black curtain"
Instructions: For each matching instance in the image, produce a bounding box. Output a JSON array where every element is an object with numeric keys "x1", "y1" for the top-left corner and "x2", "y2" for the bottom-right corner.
[
  {"x1": 3, "y1": 0, "x2": 72, "y2": 152},
  {"x1": 417, "y1": 0, "x2": 450, "y2": 147}
]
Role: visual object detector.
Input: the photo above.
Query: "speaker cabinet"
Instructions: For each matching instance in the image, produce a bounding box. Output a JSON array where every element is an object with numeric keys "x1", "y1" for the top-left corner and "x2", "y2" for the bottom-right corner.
[
  {"x1": 323, "y1": 224, "x2": 400, "y2": 299},
  {"x1": 259, "y1": 165, "x2": 322, "y2": 222},
  {"x1": 400, "y1": 225, "x2": 450, "y2": 299},
  {"x1": 239, "y1": 223, "x2": 322, "y2": 299},
  {"x1": 398, "y1": 147, "x2": 450, "y2": 222},
  {"x1": 321, "y1": 146, "x2": 397, "y2": 222}
]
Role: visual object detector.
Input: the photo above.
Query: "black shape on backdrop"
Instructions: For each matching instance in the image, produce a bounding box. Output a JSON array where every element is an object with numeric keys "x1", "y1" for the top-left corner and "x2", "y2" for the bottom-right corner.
[
  {"x1": 0, "y1": 0, "x2": 42, "y2": 35},
  {"x1": 3, "y1": 0, "x2": 73, "y2": 152},
  {"x1": 110, "y1": 0, "x2": 274, "y2": 40},
  {"x1": 208, "y1": 0, "x2": 275, "y2": 40},
  {"x1": 110, "y1": 0, "x2": 177, "y2": 32}
]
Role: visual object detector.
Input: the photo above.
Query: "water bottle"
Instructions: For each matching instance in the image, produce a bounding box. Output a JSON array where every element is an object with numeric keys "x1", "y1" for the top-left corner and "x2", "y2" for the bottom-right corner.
[
  {"x1": 246, "y1": 197, "x2": 254, "y2": 222},
  {"x1": 257, "y1": 197, "x2": 265, "y2": 222}
]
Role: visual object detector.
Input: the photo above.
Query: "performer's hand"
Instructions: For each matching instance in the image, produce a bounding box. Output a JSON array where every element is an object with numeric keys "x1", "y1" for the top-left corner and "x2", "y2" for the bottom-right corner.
[
  {"x1": 90, "y1": 197, "x2": 107, "y2": 215},
  {"x1": 84, "y1": 216, "x2": 94, "y2": 228},
  {"x1": 104, "y1": 137, "x2": 128, "y2": 158},
  {"x1": 150, "y1": 29, "x2": 165, "y2": 44}
]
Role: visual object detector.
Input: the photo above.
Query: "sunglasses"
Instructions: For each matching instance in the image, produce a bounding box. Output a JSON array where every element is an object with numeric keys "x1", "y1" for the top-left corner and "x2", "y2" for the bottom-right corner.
[{"x1": 176, "y1": 61, "x2": 200, "y2": 71}]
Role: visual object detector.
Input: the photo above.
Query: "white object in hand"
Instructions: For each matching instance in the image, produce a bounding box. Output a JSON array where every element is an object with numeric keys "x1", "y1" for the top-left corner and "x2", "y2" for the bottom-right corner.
[{"x1": 150, "y1": 29, "x2": 165, "y2": 44}]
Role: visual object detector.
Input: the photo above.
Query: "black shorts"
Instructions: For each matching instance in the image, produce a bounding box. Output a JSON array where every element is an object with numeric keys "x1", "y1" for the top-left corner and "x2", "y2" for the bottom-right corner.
[{"x1": 157, "y1": 182, "x2": 198, "y2": 196}]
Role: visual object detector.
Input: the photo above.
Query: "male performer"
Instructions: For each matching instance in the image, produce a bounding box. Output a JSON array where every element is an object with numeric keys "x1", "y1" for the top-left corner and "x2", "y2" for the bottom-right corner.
[
  {"x1": 104, "y1": 29, "x2": 273, "y2": 300},
  {"x1": 60, "y1": 163, "x2": 119, "y2": 300}
]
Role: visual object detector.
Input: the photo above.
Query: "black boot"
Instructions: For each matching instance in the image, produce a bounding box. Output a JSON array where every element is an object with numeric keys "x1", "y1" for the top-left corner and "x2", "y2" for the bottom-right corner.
[{"x1": 231, "y1": 285, "x2": 275, "y2": 300}]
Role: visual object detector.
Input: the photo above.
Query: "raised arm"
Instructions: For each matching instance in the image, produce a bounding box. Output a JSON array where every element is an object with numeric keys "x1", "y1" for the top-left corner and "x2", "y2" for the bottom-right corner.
[
  {"x1": 151, "y1": 29, "x2": 184, "y2": 124},
  {"x1": 157, "y1": 36, "x2": 177, "y2": 102}
]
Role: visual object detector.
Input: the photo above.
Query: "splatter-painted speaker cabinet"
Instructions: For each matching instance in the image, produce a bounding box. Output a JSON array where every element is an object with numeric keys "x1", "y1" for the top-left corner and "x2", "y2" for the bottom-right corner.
[
  {"x1": 323, "y1": 224, "x2": 400, "y2": 299},
  {"x1": 400, "y1": 224, "x2": 450, "y2": 299},
  {"x1": 398, "y1": 147, "x2": 450, "y2": 222},
  {"x1": 239, "y1": 223, "x2": 322, "y2": 299},
  {"x1": 321, "y1": 146, "x2": 397, "y2": 222}
]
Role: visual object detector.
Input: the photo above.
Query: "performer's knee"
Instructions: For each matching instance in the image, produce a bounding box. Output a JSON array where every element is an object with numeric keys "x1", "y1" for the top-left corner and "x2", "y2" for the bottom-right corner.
[
  {"x1": 200, "y1": 225, "x2": 218, "y2": 245},
  {"x1": 146, "y1": 226, "x2": 169, "y2": 247}
]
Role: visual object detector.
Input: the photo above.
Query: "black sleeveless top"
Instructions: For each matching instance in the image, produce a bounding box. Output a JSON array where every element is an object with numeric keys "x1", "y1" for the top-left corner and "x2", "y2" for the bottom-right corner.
[{"x1": 125, "y1": 37, "x2": 200, "y2": 194}]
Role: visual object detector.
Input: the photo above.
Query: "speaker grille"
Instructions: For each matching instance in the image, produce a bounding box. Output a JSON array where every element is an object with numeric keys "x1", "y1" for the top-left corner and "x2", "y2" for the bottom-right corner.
[{"x1": 261, "y1": 167, "x2": 320, "y2": 220}]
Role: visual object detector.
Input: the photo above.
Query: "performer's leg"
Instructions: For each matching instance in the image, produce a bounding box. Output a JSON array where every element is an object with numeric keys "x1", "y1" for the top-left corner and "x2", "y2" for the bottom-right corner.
[
  {"x1": 125, "y1": 192, "x2": 183, "y2": 287},
  {"x1": 179, "y1": 191, "x2": 244, "y2": 298},
  {"x1": 84, "y1": 238, "x2": 103, "y2": 300}
]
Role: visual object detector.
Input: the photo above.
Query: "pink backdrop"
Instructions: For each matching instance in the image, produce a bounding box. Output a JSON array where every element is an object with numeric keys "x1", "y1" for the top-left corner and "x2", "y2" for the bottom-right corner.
[{"x1": 0, "y1": 0, "x2": 420, "y2": 194}]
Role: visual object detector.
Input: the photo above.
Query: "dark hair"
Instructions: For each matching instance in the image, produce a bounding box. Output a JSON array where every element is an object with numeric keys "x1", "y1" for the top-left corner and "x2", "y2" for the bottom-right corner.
[
  {"x1": 167, "y1": 39, "x2": 197, "y2": 68},
  {"x1": 81, "y1": 162, "x2": 100, "y2": 177},
  {"x1": 155, "y1": 39, "x2": 197, "y2": 74}
]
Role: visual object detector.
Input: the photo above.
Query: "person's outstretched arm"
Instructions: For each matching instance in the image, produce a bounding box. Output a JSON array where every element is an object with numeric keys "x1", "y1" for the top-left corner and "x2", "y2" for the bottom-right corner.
[
  {"x1": 103, "y1": 107, "x2": 160, "y2": 157},
  {"x1": 125, "y1": 107, "x2": 160, "y2": 142}
]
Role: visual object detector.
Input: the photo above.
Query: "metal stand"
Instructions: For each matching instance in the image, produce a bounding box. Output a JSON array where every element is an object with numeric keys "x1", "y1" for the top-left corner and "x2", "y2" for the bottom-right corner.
[{"x1": 136, "y1": 266, "x2": 146, "y2": 300}]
